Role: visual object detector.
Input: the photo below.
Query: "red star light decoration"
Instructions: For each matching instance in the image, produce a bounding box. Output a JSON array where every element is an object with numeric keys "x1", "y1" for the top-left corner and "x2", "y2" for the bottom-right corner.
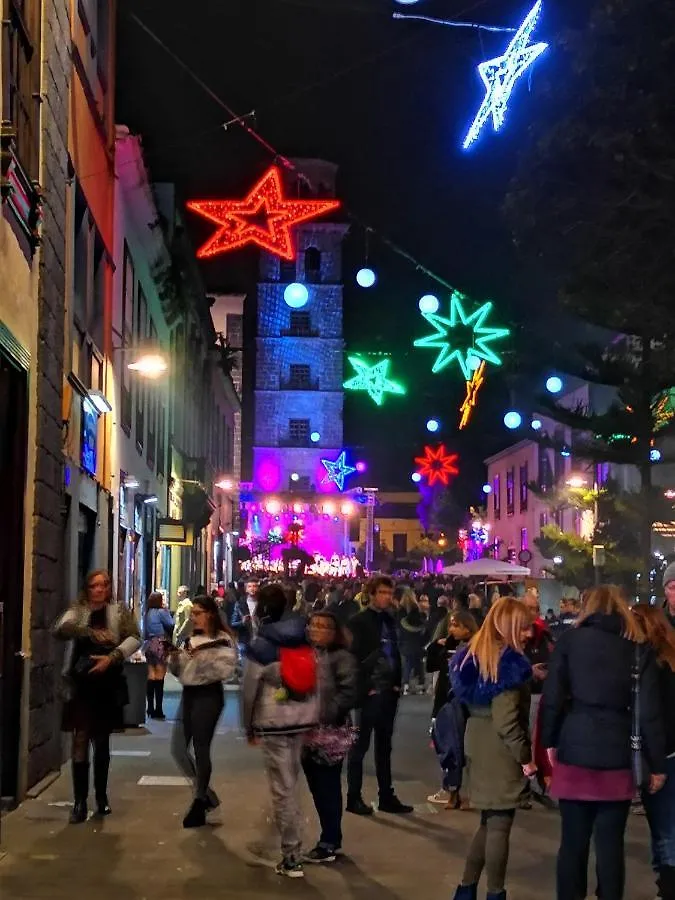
[
  {"x1": 414, "y1": 445, "x2": 460, "y2": 487},
  {"x1": 459, "y1": 361, "x2": 486, "y2": 430},
  {"x1": 186, "y1": 166, "x2": 340, "y2": 261}
]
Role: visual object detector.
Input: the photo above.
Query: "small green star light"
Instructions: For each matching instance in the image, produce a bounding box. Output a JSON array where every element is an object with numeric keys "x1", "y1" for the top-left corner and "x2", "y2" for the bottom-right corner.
[
  {"x1": 343, "y1": 356, "x2": 406, "y2": 406},
  {"x1": 414, "y1": 291, "x2": 510, "y2": 380}
]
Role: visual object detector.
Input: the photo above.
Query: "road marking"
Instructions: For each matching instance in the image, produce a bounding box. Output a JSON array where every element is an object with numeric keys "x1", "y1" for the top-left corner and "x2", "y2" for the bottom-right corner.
[
  {"x1": 111, "y1": 750, "x2": 151, "y2": 757},
  {"x1": 137, "y1": 775, "x2": 190, "y2": 786}
]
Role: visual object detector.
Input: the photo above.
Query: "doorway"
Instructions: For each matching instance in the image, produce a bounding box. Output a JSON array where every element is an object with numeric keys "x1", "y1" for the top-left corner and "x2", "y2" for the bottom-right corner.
[{"x1": 0, "y1": 353, "x2": 29, "y2": 804}]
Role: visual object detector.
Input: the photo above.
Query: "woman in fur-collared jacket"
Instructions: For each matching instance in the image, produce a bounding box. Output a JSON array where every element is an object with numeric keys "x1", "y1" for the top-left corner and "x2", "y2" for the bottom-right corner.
[
  {"x1": 53, "y1": 570, "x2": 141, "y2": 824},
  {"x1": 449, "y1": 597, "x2": 536, "y2": 900},
  {"x1": 169, "y1": 595, "x2": 236, "y2": 828}
]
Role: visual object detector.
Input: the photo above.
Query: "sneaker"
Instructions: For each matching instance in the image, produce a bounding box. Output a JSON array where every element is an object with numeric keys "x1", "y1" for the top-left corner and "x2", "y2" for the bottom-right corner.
[
  {"x1": 275, "y1": 859, "x2": 305, "y2": 878},
  {"x1": 427, "y1": 790, "x2": 450, "y2": 804},
  {"x1": 304, "y1": 845, "x2": 337, "y2": 864},
  {"x1": 378, "y1": 795, "x2": 414, "y2": 814},
  {"x1": 346, "y1": 797, "x2": 374, "y2": 816},
  {"x1": 183, "y1": 798, "x2": 206, "y2": 829}
]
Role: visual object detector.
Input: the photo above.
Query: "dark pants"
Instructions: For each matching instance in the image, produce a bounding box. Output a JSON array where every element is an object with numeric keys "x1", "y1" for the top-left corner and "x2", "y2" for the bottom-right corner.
[
  {"x1": 463, "y1": 809, "x2": 515, "y2": 893},
  {"x1": 171, "y1": 683, "x2": 224, "y2": 801},
  {"x1": 402, "y1": 654, "x2": 424, "y2": 688},
  {"x1": 302, "y1": 755, "x2": 343, "y2": 850},
  {"x1": 347, "y1": 691, "x2": 398, "y2": 802},
  {"x1": 643, "y1": 755, "x2": 675, "y2": 870},
  {"x1": 557, "y1": 799, "x2": 631, "y2": 900}
]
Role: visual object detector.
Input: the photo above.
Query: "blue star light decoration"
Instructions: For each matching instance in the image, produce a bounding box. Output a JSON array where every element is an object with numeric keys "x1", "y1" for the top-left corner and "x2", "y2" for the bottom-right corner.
[
  {"x1": 414, "y1": 291, "x2": 510, "y2": 380},
  {"x1": 321, "y1": 452, "x2": 357, "y2": 492},
  {"x1": 462, "y1": 0, "x2": 548, "y2": 150},
  {"x1": 343, "y1": 356, "x2": 406, "y2": 406}
]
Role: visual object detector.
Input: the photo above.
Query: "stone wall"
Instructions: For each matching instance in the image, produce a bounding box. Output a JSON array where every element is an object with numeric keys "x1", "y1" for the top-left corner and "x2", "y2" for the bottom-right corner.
[
  {"x1": 27, "y1": 0, "x2": 71, "y2": 789},
  {"x1": 255, "y1": 337, "x2": 343, "y2": 390}
]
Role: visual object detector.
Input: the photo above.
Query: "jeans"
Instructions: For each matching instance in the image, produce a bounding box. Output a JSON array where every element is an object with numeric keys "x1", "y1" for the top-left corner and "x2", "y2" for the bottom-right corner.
[
  {"x1": 171, "y1": 683, "x2": 224, "y2": 801},
  {"x1": 557, "y1": 799, "x2": 631, "y2": 900},
  {"x1": 302, "y1": 755, "x2": 343, "y2": 850},
  {"x1": 347, "y1": 690, "x2": 398, "y2": 802},
  {"x1": 402, "y1": 654, "x2": 424, "y2": 688},
  {"x1": 642, "y1": 755, "x2": 675, "y2": 869},
  {"x1": 262, "y1": 732, "x2": 306, "y2": 862}
]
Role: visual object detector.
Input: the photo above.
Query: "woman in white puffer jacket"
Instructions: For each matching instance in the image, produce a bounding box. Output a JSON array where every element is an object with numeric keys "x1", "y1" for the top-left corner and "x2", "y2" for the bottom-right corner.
[{"x1": 169, "y1": 594, "x2": 236, "y2": 828}]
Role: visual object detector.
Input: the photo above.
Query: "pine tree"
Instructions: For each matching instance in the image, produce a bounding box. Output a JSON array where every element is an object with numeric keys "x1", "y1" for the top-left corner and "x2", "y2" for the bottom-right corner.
[{"x1": 505, "y1": 0, "x2": 675, "y2": 596}]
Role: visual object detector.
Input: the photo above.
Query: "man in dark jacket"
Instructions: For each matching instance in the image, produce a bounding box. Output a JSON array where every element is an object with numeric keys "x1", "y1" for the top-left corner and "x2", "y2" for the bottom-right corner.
[{"x1": 346, "y1": 576, "x2": 413, "y2": 816}]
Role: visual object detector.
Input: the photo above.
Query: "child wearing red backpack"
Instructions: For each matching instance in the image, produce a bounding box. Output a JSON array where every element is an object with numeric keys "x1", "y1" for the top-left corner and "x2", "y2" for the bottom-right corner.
[{"x1": 242, "y1": 583, "x2": 319, "y2": 879}]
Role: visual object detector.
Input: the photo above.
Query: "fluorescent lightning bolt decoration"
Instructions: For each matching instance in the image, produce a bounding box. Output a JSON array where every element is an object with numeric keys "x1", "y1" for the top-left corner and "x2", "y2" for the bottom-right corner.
[
  {"x1": 463, "y1": 1, "x2": 548, "y2": 150},
  {"x1": 459, "y1": 361, "x2": 486, "y2": 429}
]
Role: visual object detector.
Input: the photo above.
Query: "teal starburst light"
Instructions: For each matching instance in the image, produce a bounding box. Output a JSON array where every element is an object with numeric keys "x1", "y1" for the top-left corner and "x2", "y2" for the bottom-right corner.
[
  {"x1": 343, "y1": 356, "x2": 406, "y2": 406},
  {"x1": 413, "y1": 291, "x2": 509, "y2": 380}
]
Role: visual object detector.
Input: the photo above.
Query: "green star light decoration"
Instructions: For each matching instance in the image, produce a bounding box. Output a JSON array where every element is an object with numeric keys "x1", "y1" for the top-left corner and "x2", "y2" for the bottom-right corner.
[
  {"x1": 413, "y1": 291, "x2": 510, "y2": 380},
  {"x1": 343, "y1": 356, "x2": 406, "y2": 406}
]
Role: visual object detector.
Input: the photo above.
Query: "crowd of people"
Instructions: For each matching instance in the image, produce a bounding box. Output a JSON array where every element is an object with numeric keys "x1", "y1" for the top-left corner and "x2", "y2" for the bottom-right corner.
[{"x1": 51, "y1": 567, "x2": 675, "y2": 898}]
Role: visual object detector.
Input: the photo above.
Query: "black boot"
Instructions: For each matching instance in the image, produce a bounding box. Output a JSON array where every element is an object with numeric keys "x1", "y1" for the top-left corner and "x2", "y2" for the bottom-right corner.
[
  {"x1": 93, "y1": 742, "x2": 112, "y2": 816},
  {"x1": 153, "y1": 680, "x2": 166, "y2": 720},
  {"x1": 146, "y1": 679, "x2": 155, "y2": 718},
  {"x1": 657, "y1": 866, "x2": 675, "y2": 900},
  {"x1": 69, "y1": 762, "x2": 89, "y2": 824},
  {"x1": 183, "y1": 797, "x2": 206, "y2": 828}
]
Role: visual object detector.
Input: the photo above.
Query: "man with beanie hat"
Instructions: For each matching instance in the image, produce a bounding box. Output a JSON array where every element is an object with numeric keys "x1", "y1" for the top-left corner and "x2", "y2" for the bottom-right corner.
[{"x1": 663, "y1": 563, "x2": 675, "y2": 627}]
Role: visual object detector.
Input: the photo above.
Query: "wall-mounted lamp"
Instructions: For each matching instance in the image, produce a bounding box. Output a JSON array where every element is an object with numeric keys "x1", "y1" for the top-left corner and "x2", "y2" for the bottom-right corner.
[{"x1": 88, "y1": 389, "x2": 112, "y2": 415}]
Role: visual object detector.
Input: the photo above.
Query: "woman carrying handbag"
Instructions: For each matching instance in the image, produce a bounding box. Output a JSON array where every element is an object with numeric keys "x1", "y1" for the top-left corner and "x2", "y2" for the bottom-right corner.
[
  {"x1": 302, "y1": 610, "x2": 358, "y2": 863},
  {"x1": 541, "y1": 585, "x2": 666, "y2": 900}
]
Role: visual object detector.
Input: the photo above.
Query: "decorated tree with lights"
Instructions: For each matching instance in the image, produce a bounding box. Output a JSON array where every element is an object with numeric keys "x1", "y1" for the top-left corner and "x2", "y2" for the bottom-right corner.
[{"x1": 506, "y1": 0, "x2": 675, "y2": 596}]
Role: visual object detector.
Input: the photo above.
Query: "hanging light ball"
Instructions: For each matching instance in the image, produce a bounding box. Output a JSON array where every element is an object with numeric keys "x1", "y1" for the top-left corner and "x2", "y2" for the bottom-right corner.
[
  {"x1": 546, "y1": 376, "x2": 563, "y2": 394},
  {"x1": 356, "y1": 461, "x2": 367, "y2": 473},
  {"x1": 482, "y1": 483, "x2": 492, "y2": 494},
  {"x1": 426, "y1": 418, "x2": 440, "y2": 433},
  {"x1": 418, "y1": 294, "x2": 440, "y2": 315},
  {"x1": 504, "y1": 411, "x2": 522, "y2": 430},
  {"x1": 356, "y1": 267, "x2": 376, "y2": 288},
  {"x1": 411, "y1": 472, "x2": 422, "y2": 483},
  {"x1": 290, "y1": 472, "x2": 300, "y2": 482},
  {"x1": 310, "y1": 431, "x2": 321, "y2": 443},
  {"x1": 283, "y1": 283, "x2": 309, "y2": 309},
  {"x1": 651, "y1": 448, "x2": 662, "y2": 463},
  {"x1": 531, "y1": 419, "x2": 543, "y2": 431},
  {"x1": 467, "y1": 355, "x2": 482, "y2": 371}
]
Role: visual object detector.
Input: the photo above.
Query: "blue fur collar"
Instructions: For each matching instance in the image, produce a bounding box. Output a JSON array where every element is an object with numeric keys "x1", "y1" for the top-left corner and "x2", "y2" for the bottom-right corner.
[{"x1": 450, "y1": 646, "x2": 532, "y2": 707}]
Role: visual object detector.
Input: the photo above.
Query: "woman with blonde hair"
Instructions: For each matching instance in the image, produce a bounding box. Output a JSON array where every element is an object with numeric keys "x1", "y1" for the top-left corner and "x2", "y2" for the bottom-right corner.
[
  {"x1": 449, "y1": 597, "x2": 536, "y2": 900},
  {"x1": 541, "y1": 585, "x2": 666, "y2": 900},
  {"x1": 53, "y1": 570, "x2": 140, "y2": 823},
  {"x1": 632, "y1": 604, "x2": 675, "y2": 900}
]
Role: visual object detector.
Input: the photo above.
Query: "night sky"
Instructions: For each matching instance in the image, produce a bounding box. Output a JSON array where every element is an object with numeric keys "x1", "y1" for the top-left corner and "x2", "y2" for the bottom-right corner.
[{"x1": 115, "y1": 0, "x2": 584, "y2": 513}]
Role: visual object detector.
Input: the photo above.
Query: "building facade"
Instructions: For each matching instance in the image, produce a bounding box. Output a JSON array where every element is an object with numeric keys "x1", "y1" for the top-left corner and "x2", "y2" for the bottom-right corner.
[{"x1": 0, "y1": 0, "x2": 71, "y2": 801}]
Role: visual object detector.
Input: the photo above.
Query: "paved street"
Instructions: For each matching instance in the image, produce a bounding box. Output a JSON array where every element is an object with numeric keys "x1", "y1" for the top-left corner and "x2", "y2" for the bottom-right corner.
[{"x1": 0, "y1": 687, "x2": 655, "y2": 900}]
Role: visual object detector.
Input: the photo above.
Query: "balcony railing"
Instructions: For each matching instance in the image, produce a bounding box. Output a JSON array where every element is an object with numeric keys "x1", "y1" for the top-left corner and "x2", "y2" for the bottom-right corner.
[
  {"x1": 280, "y1": 326, "x2": 320, "y2": 338},
  {"x1": 279, "y1": 376, "x2": 320, "y2": 391}
]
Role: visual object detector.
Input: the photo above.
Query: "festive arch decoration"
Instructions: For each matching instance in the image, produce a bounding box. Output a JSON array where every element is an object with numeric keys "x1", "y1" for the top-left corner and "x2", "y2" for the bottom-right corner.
[
  {"x1": 343, "y1": 356, "x2": 406, "y2": 406},
  {"x1": 414, "y1": 445, "x2": 460, "y2": 487},
  {"x1": 463, "y1": 1, "x2": 548, "y2": 150},
  {"x1": 187, "y1": 166, "x2": 340, "y2": 261},
  {"x1": 321, "y1": 451, "x2": 357, "y2": 492},
  {"x1": 459, "y1": 360, "x2": 486, "y2": 429},
  {"x1": 414, "y1": 291, "x2": 509, "y2": 380}
]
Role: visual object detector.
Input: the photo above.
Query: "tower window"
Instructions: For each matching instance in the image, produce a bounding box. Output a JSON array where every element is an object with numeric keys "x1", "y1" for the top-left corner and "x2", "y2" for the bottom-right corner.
[
  {"x1": 287, "y1": 312, "x2": 313, "y2": 336},
  {"x1": 304, "y1": 247, "x2": 321, "y2": 283},
  {"x1": 279, "y1": 259, "x2": 296, "y2": 282},
  {"x1": 289, "y1": 419, "x2": 310, "y2": 445},
  {"x1": 289, "y1": 364, "x2": 311, "y2": 388}
]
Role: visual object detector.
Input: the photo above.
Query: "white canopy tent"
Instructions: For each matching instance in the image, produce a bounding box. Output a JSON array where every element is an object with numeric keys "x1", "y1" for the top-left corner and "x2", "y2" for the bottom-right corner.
[{"x1": 441, "y1": 558, "x2": 531, "y2": 578}]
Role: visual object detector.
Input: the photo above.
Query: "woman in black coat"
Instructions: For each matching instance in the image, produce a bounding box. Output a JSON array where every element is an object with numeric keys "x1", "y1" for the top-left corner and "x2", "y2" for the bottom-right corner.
[
  {"x1": 541, "y1": 585, "x2": 666, "y2": 900},
  {"x1": 302, "y1": 611, "x2": 358, "y2": 863}
]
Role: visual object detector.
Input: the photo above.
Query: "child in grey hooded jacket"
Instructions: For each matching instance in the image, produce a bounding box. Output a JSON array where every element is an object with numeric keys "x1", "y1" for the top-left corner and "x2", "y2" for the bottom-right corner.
[{"x1": 242, "y1": 584, "x2": 318, "y2": 879}]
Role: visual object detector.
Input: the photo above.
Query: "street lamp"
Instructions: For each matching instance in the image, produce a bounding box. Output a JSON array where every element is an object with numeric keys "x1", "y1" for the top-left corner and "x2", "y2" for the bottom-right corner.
[
  {"x1": 566, "y1": 475, "x2": 587, "y2": 489},
  {"x1": 127, "y1": 353, "x2": 168, "y2": 378}
]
